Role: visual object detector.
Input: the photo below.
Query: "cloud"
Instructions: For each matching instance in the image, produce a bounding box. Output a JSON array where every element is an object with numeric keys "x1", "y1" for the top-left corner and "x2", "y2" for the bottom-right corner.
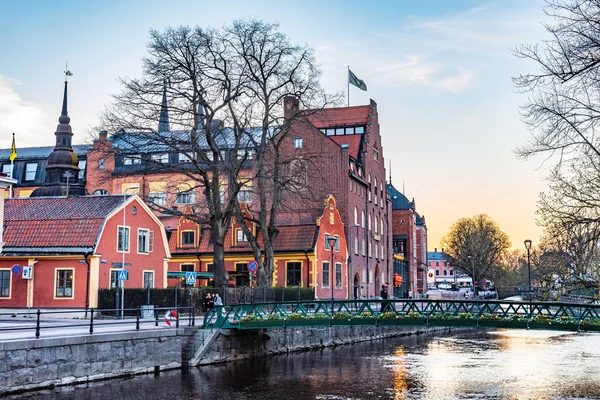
[{"x1": 0, "y1": 75, "x2": 53, "y2": 148}]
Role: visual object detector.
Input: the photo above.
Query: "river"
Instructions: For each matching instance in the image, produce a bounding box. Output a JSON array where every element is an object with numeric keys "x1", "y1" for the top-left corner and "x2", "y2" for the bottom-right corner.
[{"x1": 13, "y1": 328, "x2": 600, "y2": 399}]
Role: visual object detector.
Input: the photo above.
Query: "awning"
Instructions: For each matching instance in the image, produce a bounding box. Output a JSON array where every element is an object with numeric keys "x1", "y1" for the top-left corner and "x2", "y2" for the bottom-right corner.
[{"x1": 167, "y1": 271, "x2": 214, "y2": 279}]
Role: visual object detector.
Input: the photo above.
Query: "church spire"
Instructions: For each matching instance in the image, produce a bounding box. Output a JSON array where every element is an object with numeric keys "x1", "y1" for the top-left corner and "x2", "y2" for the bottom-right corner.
[{"x1": 158, "y1": 80, "x2": 170, "y2": 132}]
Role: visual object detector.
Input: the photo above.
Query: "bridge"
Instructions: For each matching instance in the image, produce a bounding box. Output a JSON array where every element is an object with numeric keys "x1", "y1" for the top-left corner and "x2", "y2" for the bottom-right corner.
[{"x1": 203, "y1": 298, "x2": 600, "y2": 332}]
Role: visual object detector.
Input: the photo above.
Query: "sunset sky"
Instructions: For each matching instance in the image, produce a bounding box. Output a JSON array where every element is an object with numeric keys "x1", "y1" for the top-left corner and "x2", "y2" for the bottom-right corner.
[{"x1": 0, "y1": 0, "x2": 551, "y2": 250}]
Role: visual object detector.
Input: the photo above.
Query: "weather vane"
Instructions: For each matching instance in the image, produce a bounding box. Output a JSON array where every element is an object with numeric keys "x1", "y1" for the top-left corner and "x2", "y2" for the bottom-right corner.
[{"x1": 64, "y1": 61, "x2": 73, "y2": 82}]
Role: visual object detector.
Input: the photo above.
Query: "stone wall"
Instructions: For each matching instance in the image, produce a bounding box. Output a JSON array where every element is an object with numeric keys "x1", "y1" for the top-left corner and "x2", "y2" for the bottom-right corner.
[
  {"x1": 0, "y1": 328, "x2": 195, "y2": 395},
  {"x1": 199, "y1": 325, "x2": 448, "y2": 365}
]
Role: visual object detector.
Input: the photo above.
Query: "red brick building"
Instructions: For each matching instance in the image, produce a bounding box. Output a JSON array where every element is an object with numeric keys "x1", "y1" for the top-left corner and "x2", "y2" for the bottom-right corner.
[
  {"x1": 387, "y1": 183, "x2": 428, "y2": 296},
  {"x1": 0, "y1": 195, "x2": 170, "y2": 308}
]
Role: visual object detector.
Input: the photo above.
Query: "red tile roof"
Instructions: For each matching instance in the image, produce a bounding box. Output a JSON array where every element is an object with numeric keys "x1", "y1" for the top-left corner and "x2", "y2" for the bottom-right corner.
[
  {"x1": 4, "y1": 196, "x2": 124, "y2": 252},
  {"x1": 305, "y1": 105, "x2": 371, "y2": 128},
  {"x1": 170, "y1": 224, "x2": 317, "y2": 255},
  {"x1": 330, "y1": 134, "x2": 363, "y2": 160}
]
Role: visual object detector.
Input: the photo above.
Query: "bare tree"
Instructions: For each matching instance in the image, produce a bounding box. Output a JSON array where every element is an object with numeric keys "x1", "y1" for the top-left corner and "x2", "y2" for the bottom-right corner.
[
  {"x1": 441, "y1": 214, "x2": 511, "y2": 285},
  {"x1": 100, "y1": 25, "x2": 252, "y2": 286},
  {"x1": 514, "y1": 0, "x2": 600, "y2": 165},
  {"x1": 224, "y1": 20, "x2": 339, "y2": 287}
]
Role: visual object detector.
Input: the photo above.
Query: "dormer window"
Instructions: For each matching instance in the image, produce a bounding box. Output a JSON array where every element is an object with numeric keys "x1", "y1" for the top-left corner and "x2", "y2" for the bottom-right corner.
[
  {"x1": 294, "y1": 137, "x2": 303, "y2": 149},
  {"x1": 123, "y1": 156, "x2": 141, "y2": 165},
  {"x1": 181, "y1": 231, "x2": 195, "y2": 246},
  {"x1": 236, "y1": 229, "x2": 248, "y2": 243},
  {"x1": 151, "y1": 153, "x2": 169, "y2": 164}
]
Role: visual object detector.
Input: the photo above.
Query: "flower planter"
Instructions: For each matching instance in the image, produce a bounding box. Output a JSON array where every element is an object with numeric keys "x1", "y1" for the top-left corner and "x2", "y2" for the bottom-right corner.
[
  {"x1": 428, "y1": 319, "x2": 477, "y2": 327},
  {"x1": 349, "y1": 318, "x2": 378, "y2": 326},
  {"x1": 478, "y1": 320, "x2": 527, "y2": 329},
  {"x1": 377, "y1": 318, "x2": 424, "y2": 326},
  {"x1": 581, "y1": 323, "x2": 600, "y2": 332},
  {"x1": 239, "y1": 320, "x2": 284, "y2": 329},
  {"x1": 285, "y1": 319, "x2": 330, "y2": 327},
  {"x1": 331, "y1": 319, "x2": 353, "y2": 326}
]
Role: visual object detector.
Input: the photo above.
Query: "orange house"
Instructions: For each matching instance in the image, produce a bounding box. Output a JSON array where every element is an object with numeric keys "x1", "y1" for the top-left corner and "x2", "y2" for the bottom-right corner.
[
  {"x1": 0, "y1": 195, "x2": 170, "y2": 308},
  {"x1": 164, "y1": 195, "x2": 350, "y2": 298}
]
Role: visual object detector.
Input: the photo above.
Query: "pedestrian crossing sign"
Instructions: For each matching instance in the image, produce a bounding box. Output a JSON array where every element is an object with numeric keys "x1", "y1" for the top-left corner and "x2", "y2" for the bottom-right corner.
[
  {"x1": 185, "y1": 271, "x2": 197, "y2": 285},
  {"x1": 118, "y1": 270, "x2": 129, "y2": 280}
]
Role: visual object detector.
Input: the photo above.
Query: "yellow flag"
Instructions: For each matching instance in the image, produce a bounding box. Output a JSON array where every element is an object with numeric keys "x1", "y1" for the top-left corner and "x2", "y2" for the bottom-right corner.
[{"x1": 9, "y1": 133, "x2": 17, "y2": 162}]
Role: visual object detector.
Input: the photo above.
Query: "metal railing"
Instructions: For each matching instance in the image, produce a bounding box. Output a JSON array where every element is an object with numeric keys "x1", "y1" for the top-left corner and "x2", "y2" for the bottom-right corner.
[
  {"x1": 0, "y1": 306, "x2": 195, "y2": 339},
  {"x1": 202, "y1": 298, "x2": 600, "y2": 332}
]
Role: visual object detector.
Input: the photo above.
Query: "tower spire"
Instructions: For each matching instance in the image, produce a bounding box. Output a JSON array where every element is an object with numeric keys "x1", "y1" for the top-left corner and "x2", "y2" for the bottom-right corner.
[{"x1": 158, "y1": 80, "x2": 170, "y2": 132}]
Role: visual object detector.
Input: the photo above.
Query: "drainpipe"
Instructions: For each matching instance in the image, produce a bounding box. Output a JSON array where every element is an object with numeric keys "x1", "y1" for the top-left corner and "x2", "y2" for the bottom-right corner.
[
  {"x1": 84, "y1": 252, "x2": 91, "y2": 318},
  {"x1": 304, "y1": 249, "x2": 311, "y2": 290}
]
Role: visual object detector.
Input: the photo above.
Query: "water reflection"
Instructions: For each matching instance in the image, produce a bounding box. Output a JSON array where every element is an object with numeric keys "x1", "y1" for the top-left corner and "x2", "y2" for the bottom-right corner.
[{"x1": 14, "y1": 329, "x2": 600, "y2": 400}]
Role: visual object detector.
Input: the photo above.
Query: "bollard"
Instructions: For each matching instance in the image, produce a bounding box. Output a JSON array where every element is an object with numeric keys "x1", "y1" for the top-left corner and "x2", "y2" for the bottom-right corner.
[
  {"x1": 89, "y1": 308, "x2": 95, "y2": 334},
  {"x1": 281, "y1": 286, "x2": 284, "y2": 302},
  {"x1": 35, "y1": 309, "x2": 41, "y2": 338},
  {"x1": 176, "y1": 306, "x2": 180, "y2": 328},
  {"x1": 154, "y1": 305, "x2": 159, "y2": 327},
  {"x1": 192, "y1": 309, "x2": 195, "y2": 327},
  {"x1": 136, "y1": 306, "x2": 140, "y2": 330}
]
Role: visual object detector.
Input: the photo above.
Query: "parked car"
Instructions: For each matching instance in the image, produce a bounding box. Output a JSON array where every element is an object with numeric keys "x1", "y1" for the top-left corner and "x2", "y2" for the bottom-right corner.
[{"x1": 438, "y1": 283, "x2": 452, "y2": 290}]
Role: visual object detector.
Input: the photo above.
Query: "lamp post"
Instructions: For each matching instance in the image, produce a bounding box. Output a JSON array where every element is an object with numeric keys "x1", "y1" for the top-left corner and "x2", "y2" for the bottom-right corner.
[
  {"x1": 328, "y1": 236, "x2": 337, "y2": 316},
  {"x1": 468, "y1": 256, "x2": 476, "y2": 296},
  {"x1": 120, "y1": 185, "x2": 139, "y2": 318},
  {"x1": 524, "y1": 239, "x2": 532, "y2": 301},
  {"x1": 417, "y1": 262, "x2": 427, "y2": 297}
]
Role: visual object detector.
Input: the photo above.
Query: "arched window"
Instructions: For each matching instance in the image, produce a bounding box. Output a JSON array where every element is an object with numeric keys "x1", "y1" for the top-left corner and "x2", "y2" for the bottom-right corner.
[
  {"x1": 354, "y1": 207, "x2": 358, "y2": 225},
  {"x1": 380, "y1": 219, "x2": 384, "y2": 234},
  {"x1": 368, "y1": 213, "x2": 372, "y2": 231},
  {"x1": 374, "y1": 177, "x2": 377, "y2": 194},
  {"x1": 361, "y1": 211, "x2": 365, "y2": 228}
]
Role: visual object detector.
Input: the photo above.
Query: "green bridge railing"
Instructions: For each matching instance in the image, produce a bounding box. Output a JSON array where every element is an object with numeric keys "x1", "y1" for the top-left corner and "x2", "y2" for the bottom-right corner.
[{"x1": 202, "y1": 298, "x2": 600, "y2": 332}]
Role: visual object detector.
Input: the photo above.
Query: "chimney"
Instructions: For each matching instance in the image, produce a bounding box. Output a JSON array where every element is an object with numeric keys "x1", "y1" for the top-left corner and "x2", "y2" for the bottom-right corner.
[
  {"x1": 284, "y1": 96, "x2": 299, "y2": 119},
  {"x1": 434, "y1": 248, "x2": 437, "y2": 252},
  {"x1": 99, "y1": 130, "x2": 108, "y2": 141}
]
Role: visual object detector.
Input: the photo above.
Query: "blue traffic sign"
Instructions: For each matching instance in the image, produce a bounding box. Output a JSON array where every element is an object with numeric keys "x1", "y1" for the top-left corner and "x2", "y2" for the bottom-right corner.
[
  {"x1": 185, "y1": 271, "x2": 197, "y2": 285},
  {"x1": 11, "y1": 264, "x2": 21, "y2": 274},
  {"x1": 118, "y1": 270, "x2": 129, "y2": 280},
  {"x1": 247, "y1": 261, "x2": 258, "y2": 273}
]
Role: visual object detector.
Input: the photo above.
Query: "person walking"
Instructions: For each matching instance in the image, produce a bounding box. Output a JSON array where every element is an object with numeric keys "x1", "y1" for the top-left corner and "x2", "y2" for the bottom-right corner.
[
  {"x1": 380, "y1": 284, "x2": 389, "y2": 312},
  {"x1": 213, "y1": 293, "x2": 224, "y2": 325},
  {"x1": 204, "y1": 292, "x2": 213, "y2": 313}
]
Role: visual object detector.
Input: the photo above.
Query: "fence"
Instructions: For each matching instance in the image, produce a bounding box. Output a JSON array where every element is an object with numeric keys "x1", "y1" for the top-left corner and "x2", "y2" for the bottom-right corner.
[
  {"x1": 98, "y1": 286, "x2": 315, "y2": 316},
  {"x1": 0, "y1": 306, "x2": 195, "y2": 338}
]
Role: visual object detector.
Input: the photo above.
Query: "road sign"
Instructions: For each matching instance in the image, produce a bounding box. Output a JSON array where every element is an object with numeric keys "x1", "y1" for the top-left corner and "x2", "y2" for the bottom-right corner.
[
  {"x1": 22, "y1": 266, "x2": 33, "y2": 280},
  {"x1": 247, "y1": 261, "x2": 258, "y2": 273},
  {"x1": 11, "y1": 264, "x2": 21, "y2": 274},
  {"x1": 185, "y1": 271, "x2": 197, "y2": 285},
  {"x1": 118, "y1": 270, "x2": 129, "y2": 280}
]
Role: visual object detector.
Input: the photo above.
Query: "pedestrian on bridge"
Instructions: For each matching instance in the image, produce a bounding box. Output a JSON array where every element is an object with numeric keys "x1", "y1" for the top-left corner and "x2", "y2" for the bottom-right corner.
[{"x1": 380, "y1": 285, "x2": 390, "y2": 312}]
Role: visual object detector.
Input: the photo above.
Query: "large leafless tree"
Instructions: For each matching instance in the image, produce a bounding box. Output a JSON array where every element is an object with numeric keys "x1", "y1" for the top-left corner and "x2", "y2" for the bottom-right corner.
[{"x1": 99, "y1": 22, "x2": 336, "y2": 287}]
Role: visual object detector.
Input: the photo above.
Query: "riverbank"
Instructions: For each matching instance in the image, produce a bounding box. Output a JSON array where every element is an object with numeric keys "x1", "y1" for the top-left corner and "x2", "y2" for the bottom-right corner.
[{"x1": 0, "y1": 324, "x2": 459, "y2": 395}]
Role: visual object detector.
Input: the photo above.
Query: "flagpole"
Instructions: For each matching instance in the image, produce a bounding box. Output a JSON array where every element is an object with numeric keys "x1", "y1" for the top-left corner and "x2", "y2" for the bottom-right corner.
[
  {"x1": 347, "y1": 65, "x2": 350, "y2": 107},
  {"x1": 9, "y1": 132, "x2": 15, "y2": 198}
]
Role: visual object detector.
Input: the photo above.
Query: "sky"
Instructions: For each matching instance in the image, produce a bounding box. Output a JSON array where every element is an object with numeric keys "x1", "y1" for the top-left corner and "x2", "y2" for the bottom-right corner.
[{"x1": 0, "y1": 0, "x2": 551, "y2": 250}]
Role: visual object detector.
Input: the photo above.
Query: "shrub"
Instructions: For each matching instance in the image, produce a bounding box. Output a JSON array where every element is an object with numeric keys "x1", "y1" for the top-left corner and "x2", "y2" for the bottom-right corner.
[{"x1": 379, "y1": 312, "x2": 398, "y2": 320}]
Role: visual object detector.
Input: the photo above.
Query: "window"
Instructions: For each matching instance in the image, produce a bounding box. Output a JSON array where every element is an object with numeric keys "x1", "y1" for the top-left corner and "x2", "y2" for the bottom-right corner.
[
  {"x1": 0, "y1": 270, "x2": 10, "y2": 297},
  {"x1": 293, "y1": 137, "x2": 303, "y2": 148},
  {"x1": 361, "y1": 211, "x2": 365, "y2": 227},
  {"x1": 324, "y1": 234, "x2": 339, "y2": 250},
  {"x1": 346, "y1": 127, "x2": 355, "y2": 134},
  {"x1": 335, "y1": 128, "x2": 344, "y2": 135},
  {"x1": 1, "y1": 164, "x2": 11, "y2": 176},
  {"x1": 118, "y1": 227, "x2": 130, "y2": 252},
  {"x1": 182, "y1": 231, "x2": 195, "y2": 246},
  {"x1": 443, "y1": 270, "x2": 447, "y2": 276},
  {"x1": 368, "y1": 215, "x2": 372, "y2": 231},
  {"x1": 138, "y1": 229, "x2": 149, "y2": 253},
  {"x1": 362, "y1": 270, "x2": 367, "y2": 283},
  {"x1": 374, "y1": 147, "x2": 379, "y2": 161},
  {"x1": 176, "y1": 191, "x2": 195, "y2": 204},
  {"x1": 24, "y1": 163, "x2": 37, "y2": 181},
  {"x1": 149, "y1": 192, "x2": 167, "y2": 206},
  {"x1": 450, "y1": 269, "x2": 454, "y2": 276},
  {"x1": 236, "y1": 229, "x2": 248, "y2": 243},
  {"x1": 356, "y1": 126, "x2": 365, "y2": 134},
  {"x1": 374, "y1": 193, "x2": 377, "y2": 205},
  {"x1": 435, "y1": 270, "x2": 440, "y2": 276},
  {"x1": 322, "y1": 261, "x2": 330, "y2": 287},
  {"x1": 178, "y1": 153, "x2": 192, "y2": 163},
  {"x1": 207, "y1": 263, "x2": 214, "y2": 273},
  {"x1": 335, "y1": 263, "x2": 342, "y2": 288},
  {"x1": 362, "y1": 240, "x2": 366, "y2": 256},
  {"x1": 55, "y1": 269, "x2": 73, "y2": 297},
  {"x1": 326, "y1": 128, "x2": 335, "y2": 136},
  {"x1": 380, "y1": 219, "x2": 384, "y2": 234},
  {"x1": 375, "y1": 245, "x2": 379, "y2": 259},
  {"x1": 143, "y1": 271, "x2": 154, "y2": 288},
  {"x1": 97, "y1": 158, "x2": 104, "y2": 170},
  {"x1": 354, "y1": 237, "x2": 358, "y2": 255},
  {"x1": 237, "y1": 190, "x2": 252, "y2": 202},
  {"x1": 181, "y1": 264, "x2": 195, "y2": 272},
  {"x1": 287, "y1": 262, "x2": 302, "y2": 286},
  {"x1": 78, "y1": 160, "x2": 86, "y2": 181},
  {"x1": 123, "y1": 156, "x2": 141, "y2": 165},
  {"x1": 381, "y1": 245, "x2": 384, "y2": 260},
  {"x1": 354, "y1": 207, "x2": 358, "y2": 225},
  {"x1": 151, "y1": 153, "x2": 169, "y2": 163},
  {"x1": 110, "y1": 270, "x2": 119, "y2": 288},
  {"x1": 94, "y1": 189, "x2": 108, "y2": 195},
  {"x1": 368, "y1": 241, "x2": 372, "y2": 257}
]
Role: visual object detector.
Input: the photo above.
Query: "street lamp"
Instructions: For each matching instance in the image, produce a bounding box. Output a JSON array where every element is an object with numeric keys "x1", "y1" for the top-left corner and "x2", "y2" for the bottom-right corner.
[
  {"x1": 328, "y1": 236, "x2": 337, "y2": 316},
  {"x1": 467, "y1": 256, "x2": 476, "y2": 296},
  {"x1": 120, "y1": 184, "x2": 139, "y2": 318},
  {"x1": 417, "y1": 262, "x2": 427, "y2": 297},
  {"x1": 524, "y1": 239, "x2": 532, "y2": 301}
]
